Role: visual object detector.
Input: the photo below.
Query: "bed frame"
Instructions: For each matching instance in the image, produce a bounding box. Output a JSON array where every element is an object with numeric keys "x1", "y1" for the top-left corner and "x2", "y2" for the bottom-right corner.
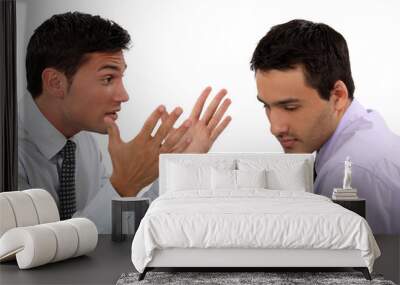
[
  {"x1": 140, "y1": 248, "x2": 371, "y2": 280},
  {"x1": 138, "y1": 153, "x2": 371, "y2": 280}
]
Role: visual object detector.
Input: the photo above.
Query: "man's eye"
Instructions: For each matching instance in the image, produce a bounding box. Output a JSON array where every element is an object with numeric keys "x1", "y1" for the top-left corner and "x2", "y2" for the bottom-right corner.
[
  {"x1": 263, "y1": 105, "x2": 271, "y2": 115},
  {"x1": 102, "y1": 76, "x2": 113, "y2": 85},
  {"x1": 284, "y1": 105, "x2": 298, "y2": 111}
]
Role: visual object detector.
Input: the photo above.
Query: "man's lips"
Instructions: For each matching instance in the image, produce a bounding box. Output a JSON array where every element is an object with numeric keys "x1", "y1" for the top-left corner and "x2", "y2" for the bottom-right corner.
[
  {"x1": 279, "y1": 138, "x2": 297, "y2": 148},
  {"x1": 105, "y1": 110, "x2": 120, "y2": 121}
]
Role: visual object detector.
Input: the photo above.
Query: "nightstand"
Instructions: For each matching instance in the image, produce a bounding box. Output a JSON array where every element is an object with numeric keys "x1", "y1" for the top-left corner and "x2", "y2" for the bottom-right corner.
[
  {"x1": 111, "y1": 197, "x2": 150, "y2": 242},
  {"x1": 332, "y1": 198, "x2": 366, "y2": 218}
]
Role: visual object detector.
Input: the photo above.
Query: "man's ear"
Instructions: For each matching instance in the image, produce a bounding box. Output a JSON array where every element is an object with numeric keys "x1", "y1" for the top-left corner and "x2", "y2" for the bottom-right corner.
[
  {"x1": 41, "y1": 68, "x2": 68, "y2": 98},
  {"x1": 330, "y1": 80, "x2": 349, "y2": 113}
]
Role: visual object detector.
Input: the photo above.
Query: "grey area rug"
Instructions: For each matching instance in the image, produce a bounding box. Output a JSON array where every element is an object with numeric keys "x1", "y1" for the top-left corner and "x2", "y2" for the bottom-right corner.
[{"x1": 116, "y1": 272, "x2": 396, "y2": 285}]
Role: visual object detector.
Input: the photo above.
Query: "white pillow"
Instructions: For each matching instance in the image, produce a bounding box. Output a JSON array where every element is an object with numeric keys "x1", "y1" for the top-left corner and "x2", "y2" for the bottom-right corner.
[
  {"x1": 167, "y1": 162, "x2": 211, "y2": 191},
  {"x1": 166, "y1": 158, "x2": 235, "y2": 170},
  {"x1": 266, "y1": 167, "x2": 307, "y2": 191},
  {"x1": 211, "y1": 168, "x2": 236, "y2": 190},
  {"x1": 211, "y1": 169, "x2": 268, "y2": 190},
  {"x1": 236, "y1": 169, "x2": 268, "y2": 189},
  {"x1": 237, "y1": 159, "x2": 310, "y2": 191}
]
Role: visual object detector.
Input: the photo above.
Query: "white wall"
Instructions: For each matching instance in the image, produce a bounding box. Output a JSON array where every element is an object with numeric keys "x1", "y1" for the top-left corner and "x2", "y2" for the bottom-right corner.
[{"x1": 17, "y1": 0, "x2": 400, "y2": 173}]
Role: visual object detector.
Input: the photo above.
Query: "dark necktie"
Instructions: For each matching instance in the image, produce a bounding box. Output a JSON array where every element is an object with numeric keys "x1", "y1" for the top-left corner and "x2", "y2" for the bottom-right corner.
[
  {"x1": 59, "y1": 140, "x2": 77, "y2": 220},
  {"x1": 313, "y1": 163, "x2": 317, "y2": 182}
]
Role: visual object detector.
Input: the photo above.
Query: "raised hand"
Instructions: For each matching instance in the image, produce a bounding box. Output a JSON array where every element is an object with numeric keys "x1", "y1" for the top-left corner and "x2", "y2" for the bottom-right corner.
[
  {"x1": 106, "y1": 105, "x2": 191, "y2": 196},
  {"x1": 170, "y1": 86, "x2": 232, "y2": 153}
]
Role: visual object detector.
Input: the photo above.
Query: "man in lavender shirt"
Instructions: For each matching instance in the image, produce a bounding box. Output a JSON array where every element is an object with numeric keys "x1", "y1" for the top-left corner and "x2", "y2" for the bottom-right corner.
[{"x1": 251, "y1": 19, "x2": 400, "y2": 234}]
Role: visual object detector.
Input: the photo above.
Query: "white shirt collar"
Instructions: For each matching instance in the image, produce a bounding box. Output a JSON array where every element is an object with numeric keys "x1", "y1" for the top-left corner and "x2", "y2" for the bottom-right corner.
[{"x1": 18, "y1": 94, "x2": 77, "y2": 160}]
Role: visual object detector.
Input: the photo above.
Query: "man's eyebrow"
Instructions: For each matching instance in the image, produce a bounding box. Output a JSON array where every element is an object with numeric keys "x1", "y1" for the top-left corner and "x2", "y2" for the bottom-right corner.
[
  {"x1": 257, "y1": 95, "x2": 266, "y2": 105},
  {"x1": 256, "y1": 95, "x2": 300, "y2": 107},
  {"x1": 97, "y1": 64, "x2": 127, "y2": 72},
  {"x1": 273, "y1": 98, "x2": 301, "y2": 106}
]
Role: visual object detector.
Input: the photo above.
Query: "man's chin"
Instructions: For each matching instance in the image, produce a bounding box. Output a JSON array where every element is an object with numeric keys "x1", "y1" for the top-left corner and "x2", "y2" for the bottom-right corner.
[
  {"x1": 282, "y1": 144, "x2": 311, "y2": 154},
  {"x1": 283, "y1": 147, "x2": 313, "y2": 154},
  {"x1": 84, "y1": 125, "x2": 108, "y2": 135},
  {"x1": 283, "y1": 147, "x2": 301, "y2": 154}
]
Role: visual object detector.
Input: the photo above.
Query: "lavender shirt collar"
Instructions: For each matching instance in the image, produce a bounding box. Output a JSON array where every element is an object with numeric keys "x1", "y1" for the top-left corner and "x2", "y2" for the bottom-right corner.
[{"x1": 315, "y1": 99, "x2": 368, "y2": 174}]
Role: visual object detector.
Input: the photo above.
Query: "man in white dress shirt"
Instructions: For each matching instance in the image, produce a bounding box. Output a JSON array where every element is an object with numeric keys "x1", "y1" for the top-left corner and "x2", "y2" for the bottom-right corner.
[
  {"x1": 251, "y1": 19, "x2": 400, "y2": 234},
  {"x1": 18, "y1": 12, "x2": 232, "y2": 233}
]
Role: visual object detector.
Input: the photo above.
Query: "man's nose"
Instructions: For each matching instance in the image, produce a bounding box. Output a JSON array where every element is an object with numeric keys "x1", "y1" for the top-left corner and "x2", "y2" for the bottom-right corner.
[
  {"x1": 268, "y1": 111, "x2": 289, "y2": 136},
  {"x1": 114, "y1": 84, "x2": 129, "y2": 103}
]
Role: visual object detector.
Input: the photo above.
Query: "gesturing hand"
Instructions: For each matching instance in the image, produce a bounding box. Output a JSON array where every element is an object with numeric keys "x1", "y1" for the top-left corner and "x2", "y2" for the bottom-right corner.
[
  {"x1": 106, "y1": 105, "x2": 191, "y2": 197},
  {"x1": 169, "y1": 86, "x2": 232, "y2": 153}
]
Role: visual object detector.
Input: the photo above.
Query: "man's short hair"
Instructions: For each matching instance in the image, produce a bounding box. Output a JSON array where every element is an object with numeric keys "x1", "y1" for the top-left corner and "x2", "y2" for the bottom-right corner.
[
  {"x1": 26, "y1": 11, "x2": 131, "y2": 98},
  {"x1": 250, "y1": 19, "x2": 355, "y2": 100}
]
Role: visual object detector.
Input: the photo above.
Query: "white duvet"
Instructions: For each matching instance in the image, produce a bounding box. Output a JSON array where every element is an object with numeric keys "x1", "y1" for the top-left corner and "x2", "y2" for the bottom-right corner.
[{"x1": 131, "y1": 189, "x2": 380, "y2": 273}]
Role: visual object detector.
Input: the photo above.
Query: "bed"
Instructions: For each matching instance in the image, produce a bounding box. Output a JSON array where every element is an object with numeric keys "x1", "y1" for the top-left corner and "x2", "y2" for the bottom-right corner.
[{"x1": 131, "y1": 153, "x2": 380, "y2": 280}]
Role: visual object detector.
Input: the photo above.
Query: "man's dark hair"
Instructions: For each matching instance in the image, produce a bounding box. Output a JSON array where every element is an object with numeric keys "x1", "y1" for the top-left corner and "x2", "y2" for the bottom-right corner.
[
  {"x1": 250, "y1": 19, "x2": 355, "y2": 100},
  {"x1": 26, "y1": 11, "x2": 131, "y2": 98}
]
